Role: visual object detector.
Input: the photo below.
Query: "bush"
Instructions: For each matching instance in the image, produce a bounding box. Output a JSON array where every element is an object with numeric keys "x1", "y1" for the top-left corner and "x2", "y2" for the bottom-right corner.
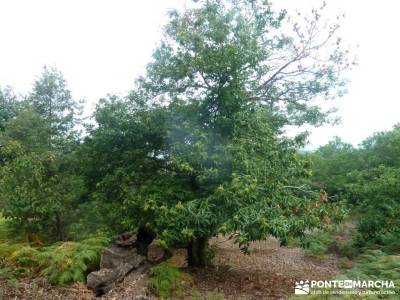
[{"x1": 291, "y1": 251, "x2": 400, "y2": 299}]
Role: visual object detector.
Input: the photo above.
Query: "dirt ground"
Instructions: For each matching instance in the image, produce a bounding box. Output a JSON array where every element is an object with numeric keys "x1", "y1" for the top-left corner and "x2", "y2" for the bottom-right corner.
[
  {"x1": 188, "y1": 236, "x2": 338, "y2": 299},
  {"x1": 0, "y1": 236, "x2": 338, "y2": 300}
]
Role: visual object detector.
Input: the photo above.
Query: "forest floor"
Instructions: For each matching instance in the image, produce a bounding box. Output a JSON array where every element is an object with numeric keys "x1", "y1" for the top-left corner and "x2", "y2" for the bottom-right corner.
[{"x1": 0, "y1": 236, "x2": 339, "y2": 300}]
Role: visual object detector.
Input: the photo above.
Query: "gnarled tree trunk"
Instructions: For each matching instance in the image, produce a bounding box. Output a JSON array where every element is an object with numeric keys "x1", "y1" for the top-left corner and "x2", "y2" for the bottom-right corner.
[{"x1": 187, "y1": 236, "x2": 208, "y2": 267}]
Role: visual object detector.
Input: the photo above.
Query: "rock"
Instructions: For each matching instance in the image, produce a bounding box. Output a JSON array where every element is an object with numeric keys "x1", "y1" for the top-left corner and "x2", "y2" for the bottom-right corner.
[
  {"x1": 114, "y1": 231, "x2": 137, "y2": 247},
  {"x1": 100, "y1": 246, "x2": 145, "y2": 269},
  {"x1": 87, "y1": 246, "x2": 146, "y2": 296},
  {"x1": 87, "y1": 268, "x2": 118, "y2": 296},
  {"x1": 147, "y1": 240, "x2": 166, "y2": 263}
]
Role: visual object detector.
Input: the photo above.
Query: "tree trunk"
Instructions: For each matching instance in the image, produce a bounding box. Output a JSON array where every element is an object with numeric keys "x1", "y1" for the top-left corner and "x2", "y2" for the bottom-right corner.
[
  {"x1": 55, "y1": 212, "x2": 66, "y2": 241},
  {"x1": 187, "y1": 236, "x2": 208, "y2": 267}
]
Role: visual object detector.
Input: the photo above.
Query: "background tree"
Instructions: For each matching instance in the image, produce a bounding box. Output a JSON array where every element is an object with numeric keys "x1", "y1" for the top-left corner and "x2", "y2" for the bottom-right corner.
[
  {"x1": 0, "y1": 68, "x2": 84, "y2": 241},
  {"x1": 360, "y1": 124, "x2": 400, "y2": 169},
  {"x1": 77, "y1": 95, "x2": 168, "y2": 234},
  {"x1": 308, "y1": 137, "x2": 361, "y2": 200},
  {"x1": 0, "y1": 108, "x2": 50, "y2": 153},
  {"x1": 0, "y1": 144, "x2": 85, "y2": 241},
  {"x1": 28, "y1": 66, "x2": 82, "y2": 150},
  {"x1": 0, "y1": 86, "x2": 19, "y2": 132}
]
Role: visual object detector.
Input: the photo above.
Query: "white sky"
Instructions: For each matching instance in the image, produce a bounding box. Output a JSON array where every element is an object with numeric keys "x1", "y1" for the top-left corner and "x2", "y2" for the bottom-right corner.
[{"x1": 0, "y1": 0, "x2": 399, "y2": 148}]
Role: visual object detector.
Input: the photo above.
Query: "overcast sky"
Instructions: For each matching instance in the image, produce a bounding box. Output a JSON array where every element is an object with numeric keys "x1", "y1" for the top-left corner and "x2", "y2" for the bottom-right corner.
[{"x1": 0, "y1": 0, "x2": 399, "y2": 148}]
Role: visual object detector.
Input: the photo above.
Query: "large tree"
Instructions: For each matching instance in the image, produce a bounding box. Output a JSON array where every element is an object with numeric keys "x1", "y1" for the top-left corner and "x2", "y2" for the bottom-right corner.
[{"x1": 85, "y1": 0, "x2": 350, "y2": 266}]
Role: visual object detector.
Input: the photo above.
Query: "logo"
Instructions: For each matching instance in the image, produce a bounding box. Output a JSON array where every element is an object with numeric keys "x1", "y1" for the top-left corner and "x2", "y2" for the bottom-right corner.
[
  {"x1": 295, "y1": 280, "x2": 310, "y2": 295},
  {"x1": 294, "y1": 279, "x2": 396, "y2": 296}
]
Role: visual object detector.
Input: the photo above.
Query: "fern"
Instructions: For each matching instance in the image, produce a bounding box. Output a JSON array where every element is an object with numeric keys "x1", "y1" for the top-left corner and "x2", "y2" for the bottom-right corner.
[
  {"x1": 38, "y1": 236, "x2": 110, "y2": 285},
  {"x1": 10, "y1": 246, "x2": 41, "y2": 267},
  {"x1": 1, "y1": 235, "x2": 109, "y2": 286}
]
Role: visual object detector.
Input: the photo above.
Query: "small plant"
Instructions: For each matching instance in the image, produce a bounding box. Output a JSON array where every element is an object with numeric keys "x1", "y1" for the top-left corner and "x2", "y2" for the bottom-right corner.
[
  {"x1": 0, "y1": 242, "x2": 22, "y2": 259},
  {"x1": 148, "y1": 262, "x2": 191, "y2": 298}
]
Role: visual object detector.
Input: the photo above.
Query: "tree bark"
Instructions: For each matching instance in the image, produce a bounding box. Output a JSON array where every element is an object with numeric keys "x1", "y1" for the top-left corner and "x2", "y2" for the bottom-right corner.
[{"x1": 187, "y1": 236, "x2": 208, "y2": 267}]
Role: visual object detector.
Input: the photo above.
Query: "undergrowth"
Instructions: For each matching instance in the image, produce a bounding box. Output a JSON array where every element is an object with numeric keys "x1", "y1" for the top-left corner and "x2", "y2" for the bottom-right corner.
[
  {"x1": 0, "y1": 216, "x2": 109, "y2": 286},
  {"x1": 291, "y1": 250, "x2": 400, "y2": 299},
  {"x1": 339, "y1": 250, "x2": 400, "y2": 295},
  {"x1": 294, "y1": 221, "x2": 358, "y2": 259},
  {"x1": 291, "y1": 219, "x2": 400, "y2": 299},
  {"x1": 38, "y1": 236, "x2": 110, "y2": 285},
  {"x1": 148, "y1": 262, "x2": 192, "y2": 299}
]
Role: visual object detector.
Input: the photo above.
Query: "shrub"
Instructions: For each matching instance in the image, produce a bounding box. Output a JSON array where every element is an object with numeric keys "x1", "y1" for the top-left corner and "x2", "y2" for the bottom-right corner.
[
  {"x1": 0, "y1": 243, "x2": 21, "y2": 260},
  {"x1": 291, "y1": 251, "x2": 400, "y2": 299}
]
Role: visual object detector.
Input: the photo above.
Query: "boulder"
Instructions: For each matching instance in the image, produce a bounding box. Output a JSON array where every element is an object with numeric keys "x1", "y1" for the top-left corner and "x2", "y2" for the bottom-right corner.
[
  {"x1": 147, "y1": 240, "x2": 167, "y2": 263},
  {"x1": 87, "y1": 230, "x2": 166, "y2": 296},
  {"x1": 87, "y1": 243, "x2": 146, "y2": 295},
  {"x1": 100, "y1": 246, "x2": 144, "y2": 269},
  {"x1": 87, "y1": 268, "x2": 118, "y2": 296},
  {"x1": 114, "y1": 231, "x2": 137, "y2": 247}
]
